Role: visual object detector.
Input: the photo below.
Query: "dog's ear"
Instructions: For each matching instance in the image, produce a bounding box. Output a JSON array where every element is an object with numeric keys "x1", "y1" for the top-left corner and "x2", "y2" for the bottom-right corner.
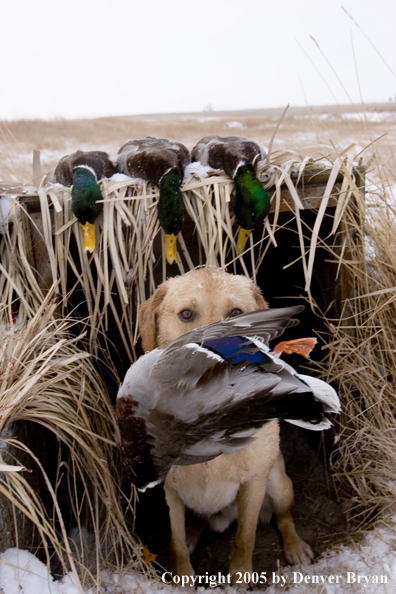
[
  {"x1": 138, "y1": 284, "x2": 168, "y2": 352},
  {"x1": 251, "y1": 284, "x2": 269, "y2": 310}
]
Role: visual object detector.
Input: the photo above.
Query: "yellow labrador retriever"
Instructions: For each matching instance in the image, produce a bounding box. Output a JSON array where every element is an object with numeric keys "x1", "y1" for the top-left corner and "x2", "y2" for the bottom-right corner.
[{"x1": 138, "y1": 267, "x2": 313, "y2": 581}]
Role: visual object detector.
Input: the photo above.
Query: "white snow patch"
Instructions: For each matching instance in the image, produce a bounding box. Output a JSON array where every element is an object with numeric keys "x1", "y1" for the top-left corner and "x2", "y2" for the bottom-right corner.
[
  {"x1": 109, "y1": 172, "x2": 139, "y2": 183},
  {"x1": 197, "y1": 116, "x2": 221, "y2": 122},
  {"x1": 2, "y1": 518, "x2": 396, "y2": 593},
  {"x1": 226, "y1": 121, "x2": 245, "y2": 129},
  {"x1": 341, "y1": 111, "x2": 396, "y2": 123},
  {"x1": 44, "y1": 182, "x2": 71, "y2": 193},
  {"x1": 183, "y1": 162, "x2": 218, "y2": 181},
  {"x1": 294, "y1": 113, "x2": 334, "y2": 120},
  {"x1": 0, "y1": 549, "x2": 60, "y2": 594},
  {"x1": 260, "y1": 164, "x2": 276, "y2": 183},
  {"x1": 0, "y1": 195, "x2": 14, "y2": 232},
  {"x1": 263, "y1": 519, "x2": 396, "y2": 594}
]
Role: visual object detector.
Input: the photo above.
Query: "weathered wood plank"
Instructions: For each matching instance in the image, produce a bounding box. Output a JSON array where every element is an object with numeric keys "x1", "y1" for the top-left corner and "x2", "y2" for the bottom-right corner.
[
  {"x1": 16, "y1": 182, "x2": 342, "y2": 214},
  {"x1": 32, "y1": 149, "x2": 42, "y2": 188},
  {"x1": 1, "y1": 165, "x2": 366, "y2": 214}
]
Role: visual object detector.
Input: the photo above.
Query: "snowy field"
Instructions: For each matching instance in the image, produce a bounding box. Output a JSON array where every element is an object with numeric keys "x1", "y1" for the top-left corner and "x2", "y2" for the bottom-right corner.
[
  {"x1": 1, "y1": 102, "x2": 396, "y2": 183},
  {"x1": 1, "y1": 516, "x2": 396, "y2": 593}
]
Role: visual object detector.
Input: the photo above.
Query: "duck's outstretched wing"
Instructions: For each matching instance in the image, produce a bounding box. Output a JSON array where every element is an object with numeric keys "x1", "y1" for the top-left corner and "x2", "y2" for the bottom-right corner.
[
  {"x1": 148, "y1": 336, "x2": 339, "y2": 438},
  {"x1": 164, "y1": 306, "x2": 305, "y2": 357},
  {"x1": 116, "y1": 307, "x2": 340, "y2": 489},
  {"x1": 116, "y1": 345, "x2": 280, "y2": 487}
]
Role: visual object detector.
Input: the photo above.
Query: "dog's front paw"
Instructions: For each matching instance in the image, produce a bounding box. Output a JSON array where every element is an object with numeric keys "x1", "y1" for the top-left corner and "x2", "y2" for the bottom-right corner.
[
  {"x1": 169, "y1": 546, "x2": 196, "y2": 580},
  {"x1": 174, "y1": 558, "x2": 195, "y2": 577},
  {"x1": 230, "y1": 569, "x2": 252, "y2": 586},
  {"x1": 284, "y1": 536, "x2": 314, "y2": 565},
  {"x1": 229, "y1": 549, "x2": 253, "y2": 585}
]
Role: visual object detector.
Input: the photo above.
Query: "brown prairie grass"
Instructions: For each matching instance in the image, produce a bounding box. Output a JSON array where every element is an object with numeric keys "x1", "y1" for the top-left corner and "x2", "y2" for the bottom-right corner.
[
  {"x1": 0, "y1": 294, "x2": 154, "y2": 590},
  {"x1": 318, "y1": 173, "x2": 396, "y2": 528},
  {"x1": 1, "y1": 102, "x2": 396, "y2": 183}
]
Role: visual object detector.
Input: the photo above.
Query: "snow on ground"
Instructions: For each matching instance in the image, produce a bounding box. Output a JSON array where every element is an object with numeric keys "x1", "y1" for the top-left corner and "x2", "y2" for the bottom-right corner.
[
  {"x1": 261, "y1": 520, "x2": 396, "y2": 594},
  {"x1": 0, "y1": 195, "x2": 14, "y2": 232},
  {"x1": 1, "y1": 519, "x2": 396, "y2": 594},
  {"x1": 293, "y1": 114, "x2": 334, "y2": 121},
  {"x1": 341, "y1": 111, "x2": 396, "y2": 123},
  {"x1": 226, "y1": 121, "x2": 245, "y2": 129},
  {"x1": 0, "y1": 549, "x2": 81, "y2": 594}
]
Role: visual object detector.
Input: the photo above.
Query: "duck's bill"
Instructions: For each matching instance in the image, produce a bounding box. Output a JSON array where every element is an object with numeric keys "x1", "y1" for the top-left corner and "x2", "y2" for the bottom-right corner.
[
  {"x1": 80, "y1": 222, "x2": 96, "y2": 253},
  {"x1": 236, "y1": 228, "x2": 251, "y2": 254},
  {"x1": 165, "y1": 233, "x2": 178, "y2": 265},
  {"x1": 142, "y1": 546, "x2": 157, "y2": 563}
]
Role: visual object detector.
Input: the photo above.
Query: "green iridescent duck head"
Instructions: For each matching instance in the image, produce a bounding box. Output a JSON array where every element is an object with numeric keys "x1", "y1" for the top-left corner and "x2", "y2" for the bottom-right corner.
[
  {"x1": 157, "y1": 167, "x2": 185, "y2": 265},
  {"x1": 71, "y1": 165, "x2": 103, "y2": 253},
  {"x1": 234, "y1": 162, "x2": 270, "y2": 254}
]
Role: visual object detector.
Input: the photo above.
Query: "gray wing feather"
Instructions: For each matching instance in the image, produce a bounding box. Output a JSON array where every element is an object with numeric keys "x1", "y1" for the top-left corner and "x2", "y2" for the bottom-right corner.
[
  {"x1": 165, "y1": 306, "x2": 304, "y2": 355},
  {"x1": 116, "y1": 306, "x2": 340, "y2": 477},
  {"x1": 154, "y1": 352, "x2": 282, "y2": 424}
]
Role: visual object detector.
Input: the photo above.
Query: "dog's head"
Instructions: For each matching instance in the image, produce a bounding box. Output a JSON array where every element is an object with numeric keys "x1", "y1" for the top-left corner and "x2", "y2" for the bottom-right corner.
[{"x1": 138, "y1": 267, "x2": 268, "y2": 351}]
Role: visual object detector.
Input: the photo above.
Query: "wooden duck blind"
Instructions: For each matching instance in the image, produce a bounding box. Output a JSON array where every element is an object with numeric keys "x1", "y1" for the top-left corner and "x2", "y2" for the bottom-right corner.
[
  {"x1": 9, "y1": 147, "x2": 396, "y2": 575},
  {"x1": 0, "y1": 149, "x2": 365, "y2": 386}
]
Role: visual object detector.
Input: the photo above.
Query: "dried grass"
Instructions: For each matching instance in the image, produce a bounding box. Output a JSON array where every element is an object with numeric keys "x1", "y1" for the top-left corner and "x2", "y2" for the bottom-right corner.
[
  {"x1": 0, "y1": 294, "x2": 155, "y2": 590},
  {"x1": 1, "y1": 102, "x2": 396, "y2": 183},
  {"x1": 312, "y1": 172, "x2": 396, "y2": 529},
  {"x1": 0, "y1": 146, "x2": 360, "y2": 366}
]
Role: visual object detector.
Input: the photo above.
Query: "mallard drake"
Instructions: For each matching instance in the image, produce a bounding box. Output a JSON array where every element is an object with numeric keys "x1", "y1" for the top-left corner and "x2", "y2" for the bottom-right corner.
[
  {"x1": 50, "y1": 150, "x2": 116, "y2": 253},
  {"x1": 115, "y1": 306, "x2": 339, "y2": 492},
  {"x1": 191, "y1": 135, "x2": 270, "y2": 253},
  {"x1": 115, "y1": 138, "x2": 190, "y2": 265}
]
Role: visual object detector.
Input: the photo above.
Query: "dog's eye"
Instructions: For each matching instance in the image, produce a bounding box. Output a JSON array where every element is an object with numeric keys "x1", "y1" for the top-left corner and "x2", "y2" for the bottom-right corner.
[
  {"x1": 178, "y1": 309, "x2": 194, "y2": 322},
  {"x1": 228, "y1": 308, "x2": 243, "y2": 318}
]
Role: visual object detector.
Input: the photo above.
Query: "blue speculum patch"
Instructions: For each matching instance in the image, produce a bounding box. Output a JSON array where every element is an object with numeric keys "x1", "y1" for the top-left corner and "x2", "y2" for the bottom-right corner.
[{"x1": 203, "y1": 336, "x2": 267, "y2": 364}]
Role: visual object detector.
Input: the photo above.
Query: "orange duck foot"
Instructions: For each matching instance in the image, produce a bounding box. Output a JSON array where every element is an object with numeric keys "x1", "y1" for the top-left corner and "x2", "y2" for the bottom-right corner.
[
  {"x1": 143, "y1": 546, "x2": 157, "y2": 563},
  {"x1": 273, "y1": 337, "x2": 317, "y2": 358}
]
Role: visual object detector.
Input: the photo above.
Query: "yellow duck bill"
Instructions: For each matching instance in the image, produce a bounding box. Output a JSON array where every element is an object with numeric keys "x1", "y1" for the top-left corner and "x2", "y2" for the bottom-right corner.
[
  {"x1": 80, "y1": 222, "x2": 96, "y2": 253},
  {"x1": 164, "y1": 233, "x2": 178, "y2": 265},
  {"x1": 236, "y1": 227, "x2": 251, "y2": 254}
]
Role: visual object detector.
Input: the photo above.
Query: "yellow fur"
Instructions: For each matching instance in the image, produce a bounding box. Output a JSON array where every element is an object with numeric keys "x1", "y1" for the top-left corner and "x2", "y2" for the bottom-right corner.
[{"x1": 138, "y1": 267, "x2": 313, "y2": 581}]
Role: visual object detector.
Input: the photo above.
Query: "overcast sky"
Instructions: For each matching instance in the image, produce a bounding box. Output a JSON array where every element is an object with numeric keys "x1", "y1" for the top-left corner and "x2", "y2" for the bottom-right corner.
[{"x1": 1, "y1": 0, "x2": 395, "y2": 120}]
